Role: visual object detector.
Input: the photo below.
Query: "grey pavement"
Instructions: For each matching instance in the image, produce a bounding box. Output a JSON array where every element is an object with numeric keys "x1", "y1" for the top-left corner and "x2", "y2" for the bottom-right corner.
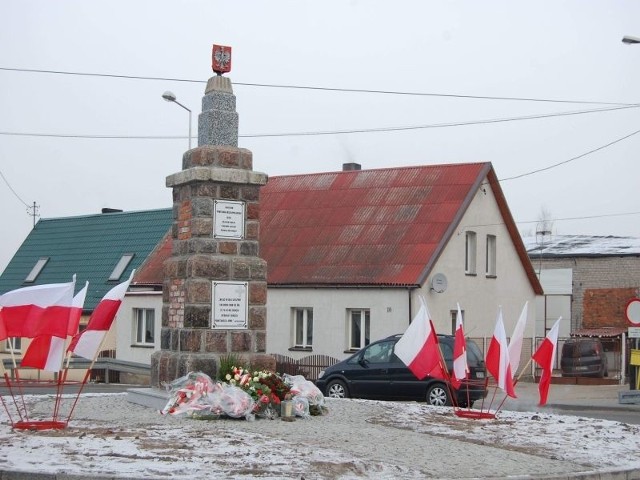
[{"x1": 502, "y1": 380, "x2": 640, "y2": 412}]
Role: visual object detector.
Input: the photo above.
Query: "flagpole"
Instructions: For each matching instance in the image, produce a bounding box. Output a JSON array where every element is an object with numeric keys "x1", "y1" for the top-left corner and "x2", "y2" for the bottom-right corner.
[{"x1": 64, "y1": 331, "x2": 111, "y2": 425}]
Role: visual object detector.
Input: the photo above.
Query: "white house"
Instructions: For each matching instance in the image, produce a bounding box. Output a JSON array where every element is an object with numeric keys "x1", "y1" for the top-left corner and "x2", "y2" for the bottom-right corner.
[{"x1": 120, "y1": 162, "x2": 542, "y2": 371}]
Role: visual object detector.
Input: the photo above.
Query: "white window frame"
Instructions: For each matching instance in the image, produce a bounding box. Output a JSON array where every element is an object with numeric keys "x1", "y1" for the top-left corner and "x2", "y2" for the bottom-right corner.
[
  {"x1": 133, "y1": 308, "x2": 155, "y2": 345},
  {"x1": 348, "y1": 308, "x2": 370, "y2": 351},
  {"x1": 486, "y1": 234, "x2": 497, "y2": 277},
  {"x1": 292, "y1": 307, "x2": 313, "y2": 349},
  {"x1": 465, "y1": 231, "x2": 477, "y2": 275},
  {"x1": 4, "y1": 337, "x2": 22, "y2": 352}
]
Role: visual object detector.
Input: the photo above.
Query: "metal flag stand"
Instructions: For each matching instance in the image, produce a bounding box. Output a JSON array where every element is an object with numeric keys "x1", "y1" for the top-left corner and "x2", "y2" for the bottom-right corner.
[
  {"x1": 452, "y1": 377, "x2": 497, "y2": 420},
  {"x1": 1, "y1": 348, "x2": 100, "y2": 430},
  {"x1": 0, "y1": 361, "x2": 89, "y2": 430}
]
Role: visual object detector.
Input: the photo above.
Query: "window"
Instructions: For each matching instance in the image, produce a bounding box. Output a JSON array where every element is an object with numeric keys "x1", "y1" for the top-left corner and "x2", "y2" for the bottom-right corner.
[
  {"x1": 348, "y1": 309, "x2": 370, "y2": 350},
  {"x1": 292, "y1": 308, "x2": 313, "y2": 348},
  {"x1": 134, "y1": 308, "x2": 155, "y2": 345},
  {"x1": 465, "y1": 231, "x2": 477, "y2": 274},
  {"x1": 4, "y1": 337, "x2": 22, "y2": 352},
  {"x1": 109, "y1": 254, "x2": 134, "y2": 281},
  {"x1": 25, "y1": 257, "x2": 49, "y2": 283},
  {"x1": 486, "y1": 234, "x2": 497, "y2": 277},
  {"x1": 450, "y1": 309, "x2": 464, "y2": 335}
]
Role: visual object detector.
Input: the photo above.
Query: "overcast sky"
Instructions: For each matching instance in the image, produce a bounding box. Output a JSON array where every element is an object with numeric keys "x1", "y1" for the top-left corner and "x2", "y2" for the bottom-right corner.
[{"x1": 2, "y1": 1, "x2": 640, "y2": 274}]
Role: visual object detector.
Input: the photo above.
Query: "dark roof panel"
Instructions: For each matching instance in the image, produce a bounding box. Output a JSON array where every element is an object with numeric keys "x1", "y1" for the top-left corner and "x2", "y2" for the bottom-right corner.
[{"x1": 0, "y1": 209, "x2": 173, "y2": 310}]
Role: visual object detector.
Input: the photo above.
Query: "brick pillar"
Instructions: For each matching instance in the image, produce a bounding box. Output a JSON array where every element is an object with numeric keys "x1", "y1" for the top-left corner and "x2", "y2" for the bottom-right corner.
[{"x1": 151, "y1": 74, "x2": 272, "y2": 386}]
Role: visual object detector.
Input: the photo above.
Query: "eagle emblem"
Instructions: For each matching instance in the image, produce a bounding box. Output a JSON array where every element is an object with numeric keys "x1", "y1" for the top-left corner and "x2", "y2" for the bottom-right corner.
[{"x1": 212, "y1": 45, "x2": 232, "y2": 75}]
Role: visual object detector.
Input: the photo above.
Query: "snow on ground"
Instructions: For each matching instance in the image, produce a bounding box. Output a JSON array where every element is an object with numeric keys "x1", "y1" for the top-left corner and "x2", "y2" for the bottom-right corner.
[{"x1": 0, "y1": 393, "x2": 638, "y2": 479}]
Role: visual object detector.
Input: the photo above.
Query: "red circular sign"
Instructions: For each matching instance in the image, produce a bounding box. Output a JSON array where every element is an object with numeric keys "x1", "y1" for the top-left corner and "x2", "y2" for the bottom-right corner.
[{"x1": 625, "y1": 298, "x2": 640, "y2": 326}]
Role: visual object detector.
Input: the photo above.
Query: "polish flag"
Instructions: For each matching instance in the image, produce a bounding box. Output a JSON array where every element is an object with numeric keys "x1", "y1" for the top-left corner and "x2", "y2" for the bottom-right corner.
[
  {"x1": 532, "y1": 317, "x2": 561, "y2": 406},
  {"x1": 395, "y1": 297, "x2": 446, "y2": 380},
  {"x1": 451, "y1": 303, "x2": 468, "y2": 389},
  {"x1": 0, "y1": 280, "x2": 76, "y2": 340},
  {"x1": 20, "y1": 282, "x2": 90, "y2": 372},
  {"x1": 67, "y1": 272, "x2": 133, "y2": 361},
  {"x1": 507, "y1": 301, "x2": 528, "y2": 376},
  {"x1": 67, "y1": 282, "x2": 89, "y2": 336},
  {"x1": 20, "y1": 336, "x2": 67, "y2": 372},
  {"x1": 486, "y1": 308, "x2": 516, "y2": 398}
]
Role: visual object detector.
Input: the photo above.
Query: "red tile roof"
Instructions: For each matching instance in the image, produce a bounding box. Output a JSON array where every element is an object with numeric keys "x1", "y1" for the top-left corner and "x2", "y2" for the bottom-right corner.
[
  {"x1": 133, "y1": 163, "x2": 542, "y2": 294},
  {"x1": 132, "y1": 231, "x2": 172, "y2": 285},
  {"x1": 263, "y1": 163, "x2": 504, "y2": 286}
]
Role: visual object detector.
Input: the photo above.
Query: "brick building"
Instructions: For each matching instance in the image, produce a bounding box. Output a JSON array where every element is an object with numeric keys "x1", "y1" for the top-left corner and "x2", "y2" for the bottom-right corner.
[{"x1": 523, "y1": 235, "x2": 640, "y2": 332}]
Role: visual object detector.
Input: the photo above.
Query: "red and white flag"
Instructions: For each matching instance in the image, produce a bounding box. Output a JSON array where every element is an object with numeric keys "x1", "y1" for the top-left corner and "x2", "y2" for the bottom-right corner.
[
  {"x1": 67, "y1": 282, "x2": 88, "y2": 336},
  {"x1": 486, "y1": 308, "x2": 516, "y2": 398},
  {"x1": 0, "y1": 280, "x2": 76, "y2": 340},
  {"x1": 532, "y1": 317, "x2": 561, "y2": 406},
  {"x1": 507, "y1": 301, "x2": 528, "y2": 376},
  {"x1": 20, "y1": 336, "x2": 66, "y2": 372},
  {"x1": 21, "y1": 282, "x2": 89, "y2": 372},
  {"x1": 68, "y1": 272, "x2": 133, "y2": 361},
  {"x1": 394, "y1": 297, "x2": 446, "y2": 380},
  {"x1": 451, "y1": 303, "x2": 468, "y2": 389}
]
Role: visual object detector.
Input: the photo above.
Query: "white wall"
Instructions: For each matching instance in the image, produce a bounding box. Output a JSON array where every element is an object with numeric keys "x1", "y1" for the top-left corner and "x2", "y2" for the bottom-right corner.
[
  {"x1": 118, "y1": 292, "x2": 162, "y2": 364},
  {"x1": 266, "y1": 287, "x2": 410, "y2": 361},
  {"x1": 416, "y1": 181, "x2": 537, "y2": 339}
]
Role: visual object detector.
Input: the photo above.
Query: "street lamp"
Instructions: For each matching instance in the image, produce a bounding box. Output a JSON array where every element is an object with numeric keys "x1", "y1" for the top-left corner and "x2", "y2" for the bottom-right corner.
[
  {"x1": 162, "y1": 91, "x2": 192, "y2": 150},
  {"x1": 622, "y1": 35, "x2": 640, "y2": 45}
]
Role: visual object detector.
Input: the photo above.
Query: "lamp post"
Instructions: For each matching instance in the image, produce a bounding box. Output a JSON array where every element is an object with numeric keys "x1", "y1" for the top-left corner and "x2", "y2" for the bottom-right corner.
[{"x1": 162, "y1": 91, "x2": 192, "y2": 150}]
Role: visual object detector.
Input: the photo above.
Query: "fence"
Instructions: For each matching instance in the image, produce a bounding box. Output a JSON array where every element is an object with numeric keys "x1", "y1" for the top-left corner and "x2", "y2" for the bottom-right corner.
[{"x1": 273, "y1": 354, "x2": 340, "y2": 381}]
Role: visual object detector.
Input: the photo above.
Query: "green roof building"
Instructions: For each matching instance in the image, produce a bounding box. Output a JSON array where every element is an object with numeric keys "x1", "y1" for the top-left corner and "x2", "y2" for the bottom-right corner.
[{"x1": 0, "y1": 208, "x2": 173, "y2": 311}]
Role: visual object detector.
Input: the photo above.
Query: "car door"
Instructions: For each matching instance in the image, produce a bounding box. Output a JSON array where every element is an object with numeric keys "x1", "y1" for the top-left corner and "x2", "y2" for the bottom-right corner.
[{"x1": 348, "y1": 340, "x2": 395, "y2": 398}]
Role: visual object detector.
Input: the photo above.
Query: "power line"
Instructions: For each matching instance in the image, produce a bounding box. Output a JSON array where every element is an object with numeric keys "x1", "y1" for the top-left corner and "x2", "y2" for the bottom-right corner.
[
  {"x1": 0, "y1": 66, "x2": 636, "y2": 107},
  {"x1": 0, "y1": 169, "x2": 29, "y2": 207},
  {"x1": 499, "y1": 127, "x2": 640, "y2": 182},
  {"x1": 240, "y1": 105, "x2": 639, "y2": 138},
  {"x1": 464, "y1": 210, "x2": 640, "y2": 229},
  {"x1": 1, "y1": 104, "x2": 638, "y2": 140}
]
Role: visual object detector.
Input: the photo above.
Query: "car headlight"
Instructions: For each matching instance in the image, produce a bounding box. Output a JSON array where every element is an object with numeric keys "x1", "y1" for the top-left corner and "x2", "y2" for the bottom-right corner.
[{"x1": 318, "y1": 370, "x2": 325, "y2": 379}]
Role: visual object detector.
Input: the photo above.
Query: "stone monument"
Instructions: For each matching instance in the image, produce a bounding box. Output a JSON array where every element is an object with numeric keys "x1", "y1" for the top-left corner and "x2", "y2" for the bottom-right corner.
[{"x1": 151, "y1": 45, "x2": 272, "y2": 387}]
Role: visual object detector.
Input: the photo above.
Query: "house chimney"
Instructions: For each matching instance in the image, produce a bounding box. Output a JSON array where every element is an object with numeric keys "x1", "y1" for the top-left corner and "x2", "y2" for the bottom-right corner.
[{"x1": 343, "y1": 162, "x2": 361, "y2": 171}]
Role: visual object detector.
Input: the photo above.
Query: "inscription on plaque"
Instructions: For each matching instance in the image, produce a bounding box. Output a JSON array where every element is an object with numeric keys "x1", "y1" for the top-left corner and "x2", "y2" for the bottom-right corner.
[
  {"x1": 212, "y1": 281, "x2": 248, "y2": 329},
  {"x1": 214, "y1": 200, "x2": 245, "y2": 239}
]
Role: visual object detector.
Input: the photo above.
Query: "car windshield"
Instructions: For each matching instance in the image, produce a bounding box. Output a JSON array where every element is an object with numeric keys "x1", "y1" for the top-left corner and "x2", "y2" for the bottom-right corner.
[{"x1": 465, "y1": 339, "x2": 484, "y2": 367}]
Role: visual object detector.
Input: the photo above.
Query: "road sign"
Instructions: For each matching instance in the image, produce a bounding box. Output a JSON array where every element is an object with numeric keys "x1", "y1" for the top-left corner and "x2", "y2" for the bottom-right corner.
[
  {"x1": 625, "y1": 298, "x2": 640, "y2": 327},
  {"x1": 629, "y1": 327, "x2": 640, "y2": 338}
]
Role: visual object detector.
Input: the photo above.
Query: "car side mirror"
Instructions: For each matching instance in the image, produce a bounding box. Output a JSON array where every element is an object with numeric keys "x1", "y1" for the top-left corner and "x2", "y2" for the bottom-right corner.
[{"x1": 358, "y1": 357, "x2": 369, "y2": 367}]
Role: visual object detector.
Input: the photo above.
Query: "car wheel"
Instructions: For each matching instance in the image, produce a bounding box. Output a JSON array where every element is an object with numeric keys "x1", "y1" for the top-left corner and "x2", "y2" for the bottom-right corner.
[
  {"x1": 426, "y1": 383, "x2": 451, "y2": 407},
  {"x1": 326, "y1": 379, "x2": 349, "y2": 399}
]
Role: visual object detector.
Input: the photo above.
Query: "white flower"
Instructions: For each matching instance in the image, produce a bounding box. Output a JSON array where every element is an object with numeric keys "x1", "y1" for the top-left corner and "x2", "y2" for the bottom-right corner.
[{"x1": 225, "y1": 374, "x2": 231, "y2": 381}]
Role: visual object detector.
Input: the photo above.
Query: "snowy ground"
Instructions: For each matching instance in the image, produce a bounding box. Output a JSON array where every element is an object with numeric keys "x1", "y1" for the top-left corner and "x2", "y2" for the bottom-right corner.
[{"x1": 0, "y1": 393, "x2": 639, "y2": 479}]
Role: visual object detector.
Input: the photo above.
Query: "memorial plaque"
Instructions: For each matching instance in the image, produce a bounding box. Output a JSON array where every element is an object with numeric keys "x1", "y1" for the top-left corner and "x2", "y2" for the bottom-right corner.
[
  {"x1": 212, "y1": 280, "x2": 248, "y2": 329},
  {"x1": 214, "y1": 199, "x2": 245, "y2": 239}
]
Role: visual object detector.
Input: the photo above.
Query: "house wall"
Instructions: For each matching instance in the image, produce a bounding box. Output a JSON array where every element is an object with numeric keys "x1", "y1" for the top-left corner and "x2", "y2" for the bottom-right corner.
[
  {"x1": 418, "y1": 183, "x2": 538, "y2": 338},
  {"x1": 535, "y1": 256, "x2": 640, "y2": 330},
  {"x1": 266, "y1": 287, "x2": 410, "y2": 361},
  {"x1": 118, "y1": 292, "x2": 162, "y2": 364}
]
